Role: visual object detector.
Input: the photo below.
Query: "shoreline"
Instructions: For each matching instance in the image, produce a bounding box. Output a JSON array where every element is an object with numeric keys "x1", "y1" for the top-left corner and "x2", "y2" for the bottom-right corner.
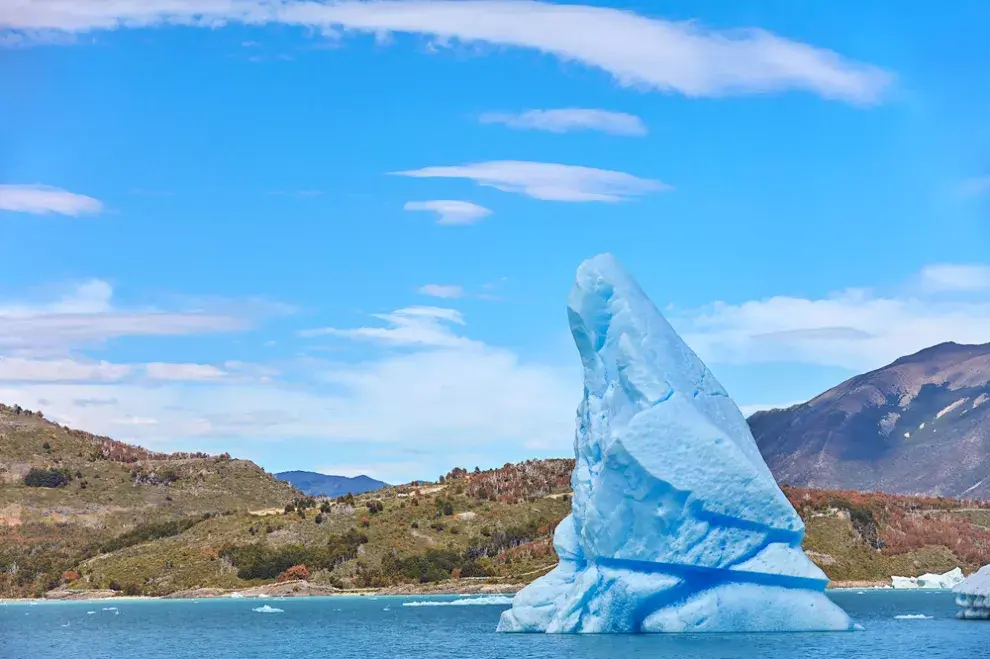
[{"x1": 2, "y1": 580, "x2": 911, "y2": 603}]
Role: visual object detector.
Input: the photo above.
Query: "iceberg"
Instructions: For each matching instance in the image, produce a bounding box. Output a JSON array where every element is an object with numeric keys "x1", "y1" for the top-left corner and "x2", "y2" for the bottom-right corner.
[
  {"x1": 497, "y1": 254, "x2": 854, "y2": 634},
  {"x1": 891, "y1": 568, "x2": 964, "y2": 590},
  {"x1": 953, "y1": 565, "x2": 990, "y2": 620}
]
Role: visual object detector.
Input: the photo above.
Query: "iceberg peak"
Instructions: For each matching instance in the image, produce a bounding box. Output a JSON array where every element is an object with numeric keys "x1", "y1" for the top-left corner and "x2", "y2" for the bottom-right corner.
[{"x1": 497, "y1": 253, "x2": 854, "y2": 634}]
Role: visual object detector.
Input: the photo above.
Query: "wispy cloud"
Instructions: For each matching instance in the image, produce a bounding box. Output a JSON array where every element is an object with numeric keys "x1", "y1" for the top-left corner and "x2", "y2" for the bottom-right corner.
[
  {"x1": 1, "y1": 1, "x2": 892, "y2": 104},
  {"x1": 677, "y1": 263, "x2": 990, "y2": 371},
  {"x1": 395, "y1": 161, "x2": 668, "y2": 203},
  {"x1": 144, "y1": 362, "x2": 228, "y2": 382},
  {"x1": 417, "y1": 284, "x2": 465, "y2": 299},
  {"x1": 403, "y1": 200, "x2": 492, "y2": 225},
  {"x1": 300, "y1": 306, "x2": 476, "y2": 349},
  {"x1": 479, "y1": 108, "x2": 647, "y2": 136},
  {"x1": 959, "y1": 176, "x2": 990, "y2": 197},
  {"x1": 0, "y1": 184, "x2": 103, "y2": 216},
  {"x1": 920, "y1": 264, "x2": 990, "y2": 293},
  {"x1": 0, "y1": 280, "x2": 255, "y2": 356},
  {"x1": 0, "y1": 357, "x2": 132, "y2": 382}
]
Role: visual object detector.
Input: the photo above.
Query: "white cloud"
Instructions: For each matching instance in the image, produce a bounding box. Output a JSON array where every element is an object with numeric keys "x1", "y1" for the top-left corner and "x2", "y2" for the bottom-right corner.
[
  {"x1": 479, "y1": 108, "x2": 647, "y2": 136},
  {"x1": 0, "y1": 304, "x2": 579, "y2": 481},
  {"x1": 144, "y1": 362, "x2": 228, "y2": 381},
  {"x1": 1, "y1": 1, "x2": 891, "y2": 104},
  {"x1": 417, "y1": 284, "x2": 465, "y2": 299},
  {"x1": 300, "y1": 306, "x2": 475, "y2": 348},
  {"x1": 0, "y1": 357, "x2": 131, "y2": 382},
  {"x1": 678, "y1": 264, "x2": 990, "y2": 371},
  {"x1": 738, "y1": 402, "x2": 802, "y2": 417},
  {"x1": 0, "y1": 184, "x2": 103, "y2": 216},
  {"x1": 394, "y1": 160, "x2": 668, "y2": 202},
  {"x1": 403, "y1": 200, "x2": 492, "y2": 225},
  {"x1": 920, "y1": 264, "x2": 990, "y2": 293},
  {"x1": 0, "y1": 280, "x2": 251, "y2": 355}
]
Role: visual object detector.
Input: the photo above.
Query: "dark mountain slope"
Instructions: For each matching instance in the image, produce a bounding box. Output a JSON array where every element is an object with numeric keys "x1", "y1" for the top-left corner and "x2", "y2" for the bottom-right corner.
[
  {"x1": 276, "y1": 470, "x2": 387, "y2": 497},
  {"x1": 750, "y1": 342, "x2": 990, "y2": 498}
]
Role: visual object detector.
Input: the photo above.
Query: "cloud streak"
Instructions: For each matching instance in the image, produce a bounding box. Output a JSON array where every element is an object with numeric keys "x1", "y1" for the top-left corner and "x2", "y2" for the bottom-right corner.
[
  {"x1": 0, "y1": 280, "x2": 255, "y2": 355},
  {"x1": 417, "y1": 284, "x2": 465, "y2": 299},
  {"x1": 678, "y1": 264, "x2": 990, "y2": 371},
  {"x1": 2, "y1": 1, "x2": 892, "y2": 104},
  {"x1": 479, "y1": 108, "x2": 647, "y2": 136},
  {"x1": 0, "y1": 184, "x2": 103, "y2": 216},
  {"x1": 403, "y1": 200, "x2": 492, "y2": 225},
  {"x1": 394, "y1": 160, "x2": 668, "y2": 202},
  {"x1": 300, "y1": 306, "x2": 477, "y2": 348}
]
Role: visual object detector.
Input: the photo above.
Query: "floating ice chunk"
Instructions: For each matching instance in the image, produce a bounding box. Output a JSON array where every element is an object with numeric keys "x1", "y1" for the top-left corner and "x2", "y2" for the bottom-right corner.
[
  {"x1": 892, "y1": 568, "x2": 964, "y2": 589},
  {"x1": 252, "y1": 605, "x2": 284, "y2": 613},
  {"x1": 497, "y1": 254, "x2": 854, "y2": 634},
  {"x1": 894, "y1": 614, "x2": 933, "y2": 620},
  {"x1": 403, "y1": 596, "x2": 514, "y2": 607},
  {"x1": 87, "y1": 611, "x2": 95, "y2": 615},
  {"x1": 954, "y1": 565, "x2": 990, "y2": 620}
]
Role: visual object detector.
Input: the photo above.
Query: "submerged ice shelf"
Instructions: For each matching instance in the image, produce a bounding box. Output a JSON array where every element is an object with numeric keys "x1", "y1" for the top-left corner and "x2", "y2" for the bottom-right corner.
[{"x1": 497, "y1": 254, "x2": 854, "y2": 634}]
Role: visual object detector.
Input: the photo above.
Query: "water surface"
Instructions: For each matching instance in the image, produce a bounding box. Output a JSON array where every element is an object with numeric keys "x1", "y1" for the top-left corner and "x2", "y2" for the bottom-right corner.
[{"x1": 1, "y1": 590, "x2": 978, "y2": 659}]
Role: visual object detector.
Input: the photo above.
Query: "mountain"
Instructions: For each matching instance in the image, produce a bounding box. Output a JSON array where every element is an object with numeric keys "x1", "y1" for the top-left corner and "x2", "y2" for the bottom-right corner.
[
  {"x1": 750, "y1": 342, "x2": 990, "y2": 498},
  {"x1": 276, "y1": 471, "x2": 387, "y2": 497}
]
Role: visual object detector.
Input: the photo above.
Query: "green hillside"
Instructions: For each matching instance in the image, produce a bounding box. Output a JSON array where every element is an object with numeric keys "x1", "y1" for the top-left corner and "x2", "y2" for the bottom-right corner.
[{"x1": 3, "y1": 401, "x2": 990, "y2": 599}]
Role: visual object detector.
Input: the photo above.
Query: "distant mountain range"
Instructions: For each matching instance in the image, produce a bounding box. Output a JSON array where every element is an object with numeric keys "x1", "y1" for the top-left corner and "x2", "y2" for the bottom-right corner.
[
  {"x1": 750, "y1": 342, "x2": 990, "y2": 498},
  {"x1": 275, "y1": 471, "x2": 387, "y2": 497}
]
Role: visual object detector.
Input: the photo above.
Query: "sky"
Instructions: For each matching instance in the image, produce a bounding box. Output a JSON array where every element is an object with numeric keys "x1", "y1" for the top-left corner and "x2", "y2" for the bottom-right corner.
[{"x1": 1, "y1": 1, "x2": 989, "y2": 484}]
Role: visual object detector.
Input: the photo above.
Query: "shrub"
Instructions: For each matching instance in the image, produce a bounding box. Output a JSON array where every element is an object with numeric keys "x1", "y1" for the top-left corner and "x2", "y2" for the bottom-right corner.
[
  {"x1": 122, "y1": 583, "x2": 143, "y2": 597},
  {"x1": 24, "y1": 467, "x2": 72, "y2": 488},
  {"x1": 314, "y1": 513, "x2": 324, "y2": 525},
  {"x1": 276, "y1": 564, "x2": 310, "y2": 583}
]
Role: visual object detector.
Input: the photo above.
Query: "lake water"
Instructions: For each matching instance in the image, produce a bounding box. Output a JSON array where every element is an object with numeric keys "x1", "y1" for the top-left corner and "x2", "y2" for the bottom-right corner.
[{"x1": 0, "y1": 590, "x2": 981, "y2": 659}]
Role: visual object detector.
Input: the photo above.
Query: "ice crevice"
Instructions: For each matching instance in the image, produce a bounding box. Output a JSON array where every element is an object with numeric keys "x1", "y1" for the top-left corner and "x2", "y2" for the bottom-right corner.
[{"x1": 497, "y1": 254, "x2": 854, "y2": 634}]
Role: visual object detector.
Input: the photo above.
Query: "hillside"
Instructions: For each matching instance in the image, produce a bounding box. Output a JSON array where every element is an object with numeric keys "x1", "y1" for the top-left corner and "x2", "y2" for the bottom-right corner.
[
  {"x1": 276, "y1": 471, "x2": 387, "y2": 497},
  {"x1": 750, "y1": 341, "x2": 990, "y2": 498},
  {"x1": 0, "y1": 403, "x2": 299, "y2": 597},
  {"x1": 4, "y1": 403, "x2": 990, "y2": 599}
]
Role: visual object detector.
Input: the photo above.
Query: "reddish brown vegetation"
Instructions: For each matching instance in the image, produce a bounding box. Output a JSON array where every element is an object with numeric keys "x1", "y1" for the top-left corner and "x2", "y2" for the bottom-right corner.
[
  {"x1": 61, "y1": 570, "x2": 79, "y2": 583},
  {"x1": 276, "y1": 564, "x2": 310, "y2": 583},
  {"x1": 784, "y1": 486, "x2": 990, "y2": 566},
  {"x1": 442, "y1": 459, "x2": 574, "y2": 503}
]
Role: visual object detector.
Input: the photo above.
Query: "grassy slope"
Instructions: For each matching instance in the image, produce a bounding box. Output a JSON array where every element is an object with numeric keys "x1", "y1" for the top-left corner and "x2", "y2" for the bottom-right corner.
[
  {"x1": 3, "y1": 403, "x2": 989, "y2": 597},
  {"x1": 0, "y1": 404, "x2": 298, "y2": 596}
]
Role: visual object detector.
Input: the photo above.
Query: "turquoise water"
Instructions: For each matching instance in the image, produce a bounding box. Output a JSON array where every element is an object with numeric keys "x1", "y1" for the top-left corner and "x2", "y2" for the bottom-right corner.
[{"x1": 0, "y1": 590, "x2": 980, "y2": 659}]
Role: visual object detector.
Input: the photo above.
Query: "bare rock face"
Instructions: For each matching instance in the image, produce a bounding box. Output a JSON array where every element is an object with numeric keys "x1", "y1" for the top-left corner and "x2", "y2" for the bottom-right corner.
[{"x1": 750, "y1": 342, "x2": 990, "y2": 498}]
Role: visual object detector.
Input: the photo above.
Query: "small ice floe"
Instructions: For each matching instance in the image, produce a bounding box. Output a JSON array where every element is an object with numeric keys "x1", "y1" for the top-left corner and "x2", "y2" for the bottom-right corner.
[
  {"x1": 87, "y1": 611, "x2": 96, "y2": 615},
  {"x1": 894, "y1": 614, "x2": 933, "y2": 620},
  {"x1": 61, "y1": 621, "x2": 71, "y2": 627},
  {"x1": 402, "y1": 595, "x2": 514, "y2": 607},
  {"x1": 383, "y1": 606, "x2": 391, "y2": 612},
  {"x1": 252, "y1": 605, "x2": 284, "y2": 614},
  {"x1": 102, "y1": 607, "x2": 118, "y2": 612}
]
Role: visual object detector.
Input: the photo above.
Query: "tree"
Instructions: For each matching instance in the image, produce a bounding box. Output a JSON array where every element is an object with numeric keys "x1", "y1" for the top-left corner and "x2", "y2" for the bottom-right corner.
[
  {"x1": 24, "y1": 467, "x2": 72, "y2": 488},
  {"x1": 276, "y1": 564, "x2": 310, "y2": 583}
]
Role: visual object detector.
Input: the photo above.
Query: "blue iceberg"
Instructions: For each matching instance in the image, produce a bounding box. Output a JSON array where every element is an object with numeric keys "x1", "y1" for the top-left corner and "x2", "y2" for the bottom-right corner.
[{"x1": 497, "y1": 254, "x2": 854, "y2": 633}]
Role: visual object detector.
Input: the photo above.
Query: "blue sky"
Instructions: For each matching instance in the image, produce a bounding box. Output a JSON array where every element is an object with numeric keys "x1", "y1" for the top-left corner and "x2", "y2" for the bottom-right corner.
[{"x1": 1, "y1": 1, "x2": 989, "y2": 483}]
